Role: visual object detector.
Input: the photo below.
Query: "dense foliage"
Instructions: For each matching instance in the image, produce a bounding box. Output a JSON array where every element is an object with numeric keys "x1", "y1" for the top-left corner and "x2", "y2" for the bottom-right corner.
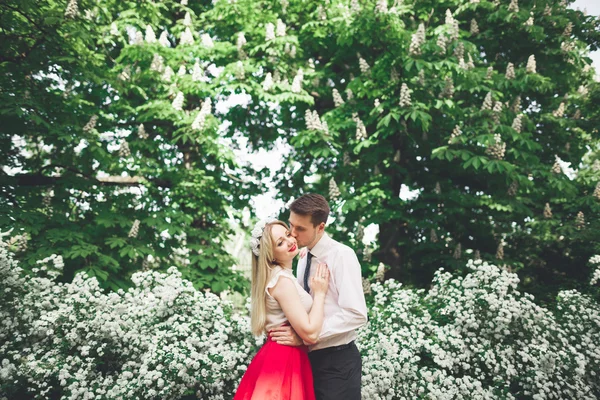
[
  {"x1": 1, "y1": 241, "x2": 599, "y2": 399},
  {"x1": 1, "y1": 0, "x2": 599, "y2": 299}
]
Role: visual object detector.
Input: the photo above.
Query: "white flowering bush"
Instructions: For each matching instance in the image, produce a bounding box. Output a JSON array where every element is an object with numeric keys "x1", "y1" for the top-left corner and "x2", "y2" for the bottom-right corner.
[
  {"x1": 359, "y1": 259, "x2": 600, "y2": 399},
  {"x1": 2, "y1": 240, "x2": 599, "y2": 399},
  {"x1": 0, "y1": 243, "x2": 258, "y2": 400}
]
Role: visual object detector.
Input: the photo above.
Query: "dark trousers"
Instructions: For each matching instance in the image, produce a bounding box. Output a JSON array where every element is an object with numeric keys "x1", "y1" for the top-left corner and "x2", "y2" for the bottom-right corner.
[{"x1": 308, "y1": 341, "x2": 362, "y2": 400}]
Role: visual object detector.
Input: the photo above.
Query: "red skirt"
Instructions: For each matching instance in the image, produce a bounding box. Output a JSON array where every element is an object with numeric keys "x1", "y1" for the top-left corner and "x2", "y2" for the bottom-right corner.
[{"x1": 233, "y1": 336, "x2": 315, "y2": 400}]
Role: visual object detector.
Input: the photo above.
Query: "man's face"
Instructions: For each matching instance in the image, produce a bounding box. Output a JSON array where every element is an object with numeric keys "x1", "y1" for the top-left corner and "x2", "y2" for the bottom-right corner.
[{"x1": 288, "y1": 211, "x2": 322, "y2": 249}]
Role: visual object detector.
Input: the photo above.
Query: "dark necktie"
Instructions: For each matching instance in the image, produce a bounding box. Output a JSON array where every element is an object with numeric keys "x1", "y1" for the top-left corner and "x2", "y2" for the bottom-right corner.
[{"x1": 303, "y1": 252, "x2": 313, "y2": 294}]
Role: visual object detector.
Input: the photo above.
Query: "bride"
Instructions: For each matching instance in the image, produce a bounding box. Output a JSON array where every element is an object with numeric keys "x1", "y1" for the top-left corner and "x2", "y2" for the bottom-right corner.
[{"x1": 233, "y1": 219, "x2": 329, "y2": 400}]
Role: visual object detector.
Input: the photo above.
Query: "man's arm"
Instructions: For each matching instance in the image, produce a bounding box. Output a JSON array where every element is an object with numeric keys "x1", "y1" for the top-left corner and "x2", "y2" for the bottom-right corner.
[
  {"x1": 269, "y1": 325, "x2": 304, "y2": 346},
  {"x1": 318, "y1": 247, "x2": 367, "y2": 340}
]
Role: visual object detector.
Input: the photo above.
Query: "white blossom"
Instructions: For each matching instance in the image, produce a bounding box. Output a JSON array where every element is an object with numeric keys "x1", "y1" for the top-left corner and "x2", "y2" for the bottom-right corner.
[
  {"x1": 64, "y1": 0, "x2": 79, "y2": 18},
  {"x1": 526, "y1": 55, "x2": 536, "y2": 74},
  {"x1": 192, "y1": 98, "x2": 212, "y2": 131},
  {"x1": 505, "y1": 62, "x2": 515, "y2": 80},
  {"x1": 291, "y1": 68, "x2": 303, "y2": 93},
  {"x1": 511, "y1": 114, "x2": 523, "y2": 133},
  {"x1": 265, "y1": 23, "x2": 275, "y2": 41},
  {"x1": 470, "y1": 19, "x2": 479, "y2": 35},
  {"x1": 138, "y1": 124, "x2": 148, "y2": 139},
  {"x1": 172, "y1": 91, "x2": 184, "y2": 111},
  {"x1": 180, "y1": 27, "x2": 194, "y2": 46},
  {"x1": 375, "y1": 0, "x2": 388, "y2": 14},
  {"x1": 128, "y1": 219, "x2": 140, "y2": 238},
  {"x1": 162, "y1": 66, "x2": 174, "y2": 82},
  {"x1": 481, "y1": 92, "x2": 493, "y2": 110},
  {"x1": 177, "y1": 65, "x2": 187, "y2": 76},
  {"x1": 263, "y1": 72, "x2": 274, "y2": 91},
  {"x1": 332, "y1": 88, "x2": 345, "y2": 107},
  {"x1": 145, "y1": 26, "x2": 156, "y2": 43},
  {"x1": 192, "y1": 61, "x2": 203, "y2": 81},
  {"x1": 183, "y1": 12, "x2": 192, "y2": 27},
  {"x1": 508, "y1": 0, "x2": 519, "y2": 12},
  {"x1": 158, "y1": 30, "x2": 170, "y2": 47},
  {"x1": 201, "y1": 34, "x2": 214, "y2": 48},
  {"x1": 358, "y1": 53, "x2": 370, "y2": 74},
  {"x1": 276, "y1": 19, "x2": 286, "y2": 37},
  {"x1": 409, "y1": 24, "x2": 426, "y2": 56},
  {"x1": 150, "y1": 54, "x2": 165, "y2": 72},
  {"x1": 119, "y1": 141, "x2": 131, "y2": 157},
  {"x1": 399, "y1": 83, "x2": 411, "y2": 107}
]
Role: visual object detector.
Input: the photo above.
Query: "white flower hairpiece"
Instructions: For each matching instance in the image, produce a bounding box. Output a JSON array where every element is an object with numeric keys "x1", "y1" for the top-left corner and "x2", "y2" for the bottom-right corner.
[{"x1": 250, "y1": 217, "x2": 277, "y2": 256}]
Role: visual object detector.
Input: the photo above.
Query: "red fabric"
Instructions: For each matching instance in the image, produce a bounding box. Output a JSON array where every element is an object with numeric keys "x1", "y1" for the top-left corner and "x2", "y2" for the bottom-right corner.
[{"x1": 233, "y1": 337, "x2": 315, "y2": 400}]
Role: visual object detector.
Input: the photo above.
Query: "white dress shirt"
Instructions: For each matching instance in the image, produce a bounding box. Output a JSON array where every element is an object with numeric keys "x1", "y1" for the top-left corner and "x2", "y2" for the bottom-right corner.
[{"x1": 297, "y1": 233, "x2": 368, "y2": 351}]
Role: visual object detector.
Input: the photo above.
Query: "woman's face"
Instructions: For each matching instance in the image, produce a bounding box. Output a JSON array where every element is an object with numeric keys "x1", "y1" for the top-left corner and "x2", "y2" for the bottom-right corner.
[{"x1": 269, "y1": 224, "x2": 299, "y2": 264}]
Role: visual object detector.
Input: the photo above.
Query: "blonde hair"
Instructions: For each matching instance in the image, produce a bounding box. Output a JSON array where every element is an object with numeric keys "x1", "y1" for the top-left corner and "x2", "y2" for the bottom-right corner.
[{"x1": 250, "y1": 220, "x2": 289, "y2": 336}]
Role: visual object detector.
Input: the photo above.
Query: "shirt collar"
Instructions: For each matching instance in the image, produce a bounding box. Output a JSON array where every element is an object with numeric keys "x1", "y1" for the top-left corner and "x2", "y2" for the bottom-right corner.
[{"x1": 309, "y1": 232, "x2": 330, "y2": 258}]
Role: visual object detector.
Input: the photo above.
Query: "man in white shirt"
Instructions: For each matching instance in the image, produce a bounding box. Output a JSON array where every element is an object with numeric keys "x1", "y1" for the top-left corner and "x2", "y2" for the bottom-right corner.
[{"x1": 270, "y1": 193, "x2": 368, "y2": 400}]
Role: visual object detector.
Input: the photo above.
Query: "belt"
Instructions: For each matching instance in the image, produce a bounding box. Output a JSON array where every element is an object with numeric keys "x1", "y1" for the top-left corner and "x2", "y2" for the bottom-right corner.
[{"x1": 309, "y1": 341, "x2": 355, "y2": 356}]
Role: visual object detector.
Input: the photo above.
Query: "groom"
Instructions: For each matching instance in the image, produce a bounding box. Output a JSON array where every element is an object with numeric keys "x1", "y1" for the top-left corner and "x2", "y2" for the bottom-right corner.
[{"x1": 270, "y1": 193, "x2": 368, "y2": 400}]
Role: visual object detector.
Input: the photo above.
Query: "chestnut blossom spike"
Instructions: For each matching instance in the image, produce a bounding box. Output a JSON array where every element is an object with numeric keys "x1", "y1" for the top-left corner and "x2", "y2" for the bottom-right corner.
[
  {"x1": 375, "y1": 263, "x2": 386, "y2": 281},
  {"x1": 430, "y1": 229, "x2": 438, "y2": 243},
  {"x1": 192, "y1": 98, "x2": 212, "y2": 131},
  {"x1": 237, "y1": 32, "x2": 246, "y2": 50},
  {"x1": 64, "y1": 0, "x2": 79, "y2": 18},
  {"x1": 470, "y1": 19, "x2": 479, "y2": 35},
  {"x1": 329, "y1": 178, "x2": 341, "y2": 201},
  {"x1": 291, "y1": 68, "x2": 304, "y2": 93},
  {"x1": 119, "y1": 141, "x2": 131, "y2": 158},
  {"x1": 543, "y1": 203, "x2": 553, "y2": 219},
  {"x1": 375, "y1": 0, "x2": 388, "y2": 14},
  {"x1": 145, "y1": 26, "x2": 156, "y2": 43},
  {"x1": 150, "y1": 54, "x2": 164, "y2": 72},
  {"x1": 138, "y1": 124, "x2": 148, "y2": 139},
  {"x1": 496, "y1": 242, "x2": 504, "y2": 260},
  {"x1": 399, "y1": 83, "x2": 411, "y2": 107},
  {"x1": 553, "y1": 102, "x2": 565, "y2": 118},
  {"x1": 481, "y1": 92, "x2": 493, "y2": 111},
  {"x1": 183, "y1": 12, "x2": 192, "y2": 27},
  {"x1": 162, "y1": 66, "x2": 174, "y2": 82},
  {"x1": 505, "y1": 62, "x2": 515, "y2": 80},
  {"x1": 575, "y1": 211, "x2": 585, "y2": 230},
  {"x1": 265, "y1": 23, "x2": 275, "y2": 41},
  {"x1": 526, "y1": 13, "x2": 534, "y2": 26},
  {"x1": 263, "y1": 72, "x2": 273, "y2": 91},
  {"x1": 177, "y1": 66, "x2": 186, "y2": 76},
  {"x1": 593, "y1": 182, "x2": 600, "y2": 200},
  {"x1": 512, "y1": 114, "x2": 523, "y2": 133},
  {"x1": 180, "y1": 27, "x2": 194, "y2": 46},
  {"x1": 508, "y1": 0, "x2": 519, "y2": 12},
  {"x1": 486, "y1": 66, "x2": 494, "y2": 79},
  {"x1": 437, "y1": 35, "x2": 447, "y2": 54},
  {"x1": 276, "y1": 19, "x2": 286, "y2": 37},
  {"x1": 172, "y1": 91, "x2": 184, "y2": 111},
  {"x1": 158, "y1": 30, "x2": 170, "y2": 47},
  {"x1": 332, "y1": 88, "x2": 345, "y2": 107},
  {"x1": 409, "y1": 24, "x2": 426, "y2": 56},
  {"x1": 358, "y1": 54, "x2": 371, "y2": 74},
  {"x1": 526, "y1": 55, "x2": 536, "y2": 74},
  {"x1": 83, "y1": 115, "x2": 98, "y2": 133},
  {"x1": 128, "y1": 219, "x2": 140, "y2": 238},
  {"x1": 201, "y1": 34, "x2": 214, "y2": 48},
  {"x1": 448, "y1": 125, "x2": 462, "y2": 144}
]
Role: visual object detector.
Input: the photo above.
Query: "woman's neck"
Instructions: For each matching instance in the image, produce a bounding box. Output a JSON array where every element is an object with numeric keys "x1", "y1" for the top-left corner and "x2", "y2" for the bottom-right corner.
[{"x1": 278, "y1": 261, "x2": 293, "y2": 270}]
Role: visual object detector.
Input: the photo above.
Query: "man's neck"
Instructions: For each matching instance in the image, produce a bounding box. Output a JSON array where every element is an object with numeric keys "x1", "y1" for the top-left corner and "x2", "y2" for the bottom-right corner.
[{"x1": 308, "y1": 231, "x2": 326, "y2": 251}]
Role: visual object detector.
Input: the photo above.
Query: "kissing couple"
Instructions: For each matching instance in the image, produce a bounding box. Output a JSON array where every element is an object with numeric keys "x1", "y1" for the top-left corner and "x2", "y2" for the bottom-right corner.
[{"x1": 234, "y1": 193, "x2": 368, "y2": 400}]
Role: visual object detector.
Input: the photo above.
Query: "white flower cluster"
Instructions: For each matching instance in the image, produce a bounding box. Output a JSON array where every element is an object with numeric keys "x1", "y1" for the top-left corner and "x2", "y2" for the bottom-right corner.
[
  {"x1": 249, "y1": 218, "x2": 276, "y2": 256},
  {"x1": 180, "y1": 27, "x2": 194, "y2": 46},
  {"x1": 305, "y1": 110, "x2": 328, "y2": 134},
  {"x1": 353, "y1": 113, "x2": 367, "y2": 140},
  {"x1": 2, "y1": 242, "x2": 599, "y2": 399},
  {"x1": 409, "y1": 24, "x2": 426, "y2": 56},
  {"x1": 145, "y1": 25, "x2": 156, "y2": 43},
  {"x1": 291, "y1": 68, "x2": 304, "y2": 93},
  {"x1": 265, "y1": 23, "x2": 275, "y2": 41},
  {"x1": 399, "y1": 83, "x2": 411, "y2": 107},
  {"x1": 172, "y1": 91, "x2": 184, "y2": 111},
  {"x1": 590, "y1": 255, "x2": 600, "y2": 285},
  {"x1": 192, "y1": 98, "x2": 212, "y2": 131},
  {"x1": 526, "y1": 55, "x2": 536, "y2": 74},
  {"x1": 358, "y1": 259, "x2": 600, "y2": 399},
  {"x1": 0, "y1": 246, "x2": 258, "y2": 400},
  {"x1": 332, "y1": 88, "x2": 345, "y2": 107}
]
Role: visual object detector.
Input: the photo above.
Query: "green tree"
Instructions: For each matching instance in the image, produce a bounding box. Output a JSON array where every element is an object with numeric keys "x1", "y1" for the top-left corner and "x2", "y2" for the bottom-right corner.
[
  {"x1": 2, "y1": 0, "x2": 599, "y2": 300},
  {"x1": 0, "y1": 0, "x2": 262, "y2": 292},
  {"x1": 226, "y1": 0, "x2": 600, "y2": 300}
]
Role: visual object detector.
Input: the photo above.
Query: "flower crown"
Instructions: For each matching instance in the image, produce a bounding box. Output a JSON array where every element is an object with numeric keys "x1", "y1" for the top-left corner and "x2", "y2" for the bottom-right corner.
[{"x1": 250, "y1": 217, "x2": 276, "y2": 257}]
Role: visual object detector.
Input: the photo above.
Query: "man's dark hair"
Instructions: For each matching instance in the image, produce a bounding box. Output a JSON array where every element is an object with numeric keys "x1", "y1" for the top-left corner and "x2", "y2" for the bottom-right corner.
[{"x1": 289, "y1": 193, "x2": 330, "y2": 227}]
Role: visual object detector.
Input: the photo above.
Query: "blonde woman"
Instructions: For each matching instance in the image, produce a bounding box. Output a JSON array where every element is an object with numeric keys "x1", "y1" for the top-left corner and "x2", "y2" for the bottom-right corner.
[{"x1": 234, "y1": 219, "x2": 330, "y2": 400}]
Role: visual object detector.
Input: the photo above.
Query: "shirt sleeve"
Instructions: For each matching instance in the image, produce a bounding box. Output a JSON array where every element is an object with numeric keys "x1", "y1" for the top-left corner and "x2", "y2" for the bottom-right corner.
[{"x1": 318, "y1": 247, "x2": 368, "y2": 340}]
